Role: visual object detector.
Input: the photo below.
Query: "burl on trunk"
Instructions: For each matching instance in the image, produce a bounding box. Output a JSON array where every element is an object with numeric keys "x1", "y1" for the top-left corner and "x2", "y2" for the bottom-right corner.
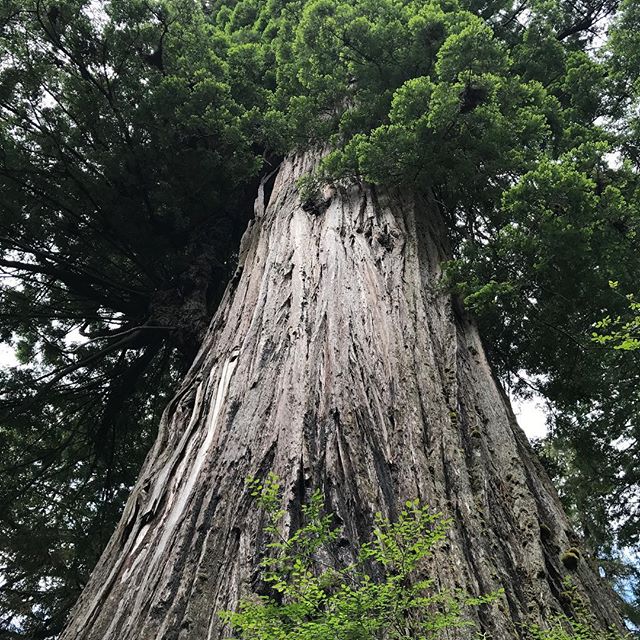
[{"x1": 61, "y1": 152, "x2": 623, "y2": 639}]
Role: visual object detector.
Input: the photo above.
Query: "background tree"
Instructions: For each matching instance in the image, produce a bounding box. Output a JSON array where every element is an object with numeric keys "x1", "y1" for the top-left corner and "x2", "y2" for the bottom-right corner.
[{"x1": 0, "y1": 0, "x2": 639, "y2": 637}]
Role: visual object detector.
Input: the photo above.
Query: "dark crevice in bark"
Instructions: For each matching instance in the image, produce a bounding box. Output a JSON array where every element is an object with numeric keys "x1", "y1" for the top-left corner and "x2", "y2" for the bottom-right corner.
[
  {"x1": 288, "y1": 456, "x2": 307, "y2": 533},
  {"x1": 543, "y1": 544, "x2": 568, "y2": 613}
]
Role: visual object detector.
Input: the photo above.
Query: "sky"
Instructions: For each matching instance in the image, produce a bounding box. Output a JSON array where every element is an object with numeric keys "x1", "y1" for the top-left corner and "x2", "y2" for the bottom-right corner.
[
  {"x1": 0, "y1": 343, "x2": 17, "y2": 367},
  {"x1": 512, "y1": 395, "x2": 549, "y2": 440}
]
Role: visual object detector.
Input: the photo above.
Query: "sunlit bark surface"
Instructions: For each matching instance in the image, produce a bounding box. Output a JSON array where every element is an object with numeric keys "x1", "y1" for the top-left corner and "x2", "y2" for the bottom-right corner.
[{"x1": 61, "y1": 152, "x2": 623, "y2": 639}]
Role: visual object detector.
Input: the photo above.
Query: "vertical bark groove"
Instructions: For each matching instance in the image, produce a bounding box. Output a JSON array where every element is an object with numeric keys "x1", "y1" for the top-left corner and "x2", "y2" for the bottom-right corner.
[{"x1": 61, "y1": 151, "x2": 623, "y2": 640}]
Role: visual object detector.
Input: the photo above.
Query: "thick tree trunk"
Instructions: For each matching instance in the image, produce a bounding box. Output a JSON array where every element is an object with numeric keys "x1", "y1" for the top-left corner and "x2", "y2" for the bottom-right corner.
[{"x1": 61, "y1": 152, "x2": 623, "y2": 639}]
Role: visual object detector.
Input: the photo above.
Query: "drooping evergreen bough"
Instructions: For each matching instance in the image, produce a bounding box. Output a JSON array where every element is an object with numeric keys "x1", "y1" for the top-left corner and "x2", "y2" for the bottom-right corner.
[{"x1": 0, "y1": 0, "x2": 638, "y2": 637}]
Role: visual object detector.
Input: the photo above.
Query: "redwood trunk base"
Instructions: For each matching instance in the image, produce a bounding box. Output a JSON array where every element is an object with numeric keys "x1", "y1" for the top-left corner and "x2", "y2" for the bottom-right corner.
[{"x1": 61, "y1": 153, "x2": 623, "y2": 640}]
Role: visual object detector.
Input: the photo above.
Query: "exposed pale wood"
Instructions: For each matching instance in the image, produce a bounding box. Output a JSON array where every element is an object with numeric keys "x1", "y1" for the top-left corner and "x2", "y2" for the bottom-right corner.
[{"x1": 61, "y1": 152, "x2": 623, "y2": 639}]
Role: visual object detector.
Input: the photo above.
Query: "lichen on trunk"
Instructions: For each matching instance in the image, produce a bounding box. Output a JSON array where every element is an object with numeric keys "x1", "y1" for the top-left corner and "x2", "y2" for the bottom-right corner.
[{"x1": 60, "y1": 152, "x2": 624, "y2": 639}]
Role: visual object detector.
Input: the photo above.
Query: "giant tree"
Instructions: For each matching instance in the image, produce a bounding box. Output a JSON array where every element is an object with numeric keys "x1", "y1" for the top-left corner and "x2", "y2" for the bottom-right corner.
[{"x1": 1, "y1": 0, "x2": 639, "y2": 637}]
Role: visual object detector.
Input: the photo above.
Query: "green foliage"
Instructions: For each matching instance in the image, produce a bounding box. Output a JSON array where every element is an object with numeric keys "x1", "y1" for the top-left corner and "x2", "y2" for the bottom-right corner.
[
  {"x1": 277, "y1": 0, "x2": 562, "y2": 225},
  {"x1": 1, "y1": 0, "x2": 640, "y2": 634},
  {"x1": 592, "y1": 283, "x2": 640, "y2": 351},
  {"x1": 222, "y1": 475, "x2": 501, "y2": 640},
  {"x1": 225, "y1": 480, "x2": 631, "y2": 639}
]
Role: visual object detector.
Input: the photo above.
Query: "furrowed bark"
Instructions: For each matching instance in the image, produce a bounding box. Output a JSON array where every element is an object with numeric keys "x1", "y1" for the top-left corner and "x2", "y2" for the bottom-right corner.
[{"x1": 61, "y1": 152, "x2": 623, "y2": 639}]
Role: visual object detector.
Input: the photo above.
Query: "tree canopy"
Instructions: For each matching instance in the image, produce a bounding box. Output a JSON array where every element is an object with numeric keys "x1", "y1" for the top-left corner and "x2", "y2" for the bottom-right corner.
[{"x1": 0, "y1": 0, "x2": 639, "y2": 636}]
